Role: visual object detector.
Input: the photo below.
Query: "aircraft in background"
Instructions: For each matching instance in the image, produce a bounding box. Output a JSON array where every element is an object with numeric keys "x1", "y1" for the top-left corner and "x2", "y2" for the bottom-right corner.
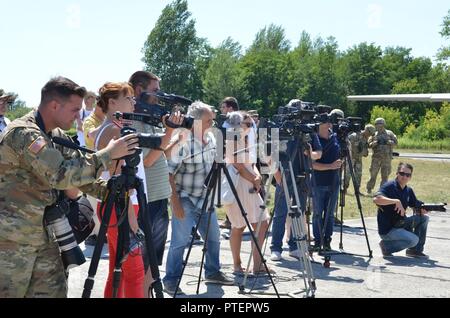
[
  {"x1": 347, "y1": 94, "x2": 450, "y2": 102},
  {"x1": 346, "y1": 93, "x2": 450, "y2": 161}
]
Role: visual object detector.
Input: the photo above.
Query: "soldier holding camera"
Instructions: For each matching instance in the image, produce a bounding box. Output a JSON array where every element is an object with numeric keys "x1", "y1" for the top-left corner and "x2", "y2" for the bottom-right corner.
[
  {"x1": 344, "y1": 124, "x2": 376, "y2": 195},
  {"x1": 0, "y1": 77, "x2": 138, "y2": 298},
  {"x1": 367, "y1": 118, "x2": 398, "y2": 194}
]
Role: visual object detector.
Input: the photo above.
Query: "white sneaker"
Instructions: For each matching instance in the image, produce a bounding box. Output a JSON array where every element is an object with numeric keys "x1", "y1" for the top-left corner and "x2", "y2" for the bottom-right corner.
[
  {"x1": 270, "y1": 251, "x2": 282, "y2": 261},
  {"x1": 289, "y1": 250, "x2": 301, "y2": 260}
]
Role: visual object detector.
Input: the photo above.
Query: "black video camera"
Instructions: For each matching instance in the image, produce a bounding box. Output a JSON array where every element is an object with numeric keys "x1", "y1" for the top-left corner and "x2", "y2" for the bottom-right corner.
[
  {"x1": 133, "y1": 92, "x2": 194, "y2": 129},
  {"x1": 119, "y1": 126, "x2": 163, "y2": 167},
  {"x1": 271, "y1": 102, "x2": 321, "y2": 140},
  {"x1": 333, "y1": 117, "x2": 363, "y2": 141}
]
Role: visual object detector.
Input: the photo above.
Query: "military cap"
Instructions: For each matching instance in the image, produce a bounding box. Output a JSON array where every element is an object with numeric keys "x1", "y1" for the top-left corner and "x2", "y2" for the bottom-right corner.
[
  {"x1": 330, "y1": 109, "x2": 345, "y2": 119},
  {"x1": 375, "y1": 118, "x2": 386, "y2": 126}
]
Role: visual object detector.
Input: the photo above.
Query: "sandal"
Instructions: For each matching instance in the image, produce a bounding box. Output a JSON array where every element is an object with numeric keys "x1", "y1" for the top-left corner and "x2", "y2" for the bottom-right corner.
[
  {"x1": 233, "y1": 267, "x2": 247, "y2": 276},
  {"x1": 252, "y1": 266, "x2": 276, "y2": 276}
]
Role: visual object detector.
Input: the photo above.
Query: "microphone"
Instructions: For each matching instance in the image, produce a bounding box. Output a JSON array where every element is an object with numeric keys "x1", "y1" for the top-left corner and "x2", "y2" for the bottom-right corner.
[{"x1": 52, "y1": 137, "x2": 95, "y2": 154}]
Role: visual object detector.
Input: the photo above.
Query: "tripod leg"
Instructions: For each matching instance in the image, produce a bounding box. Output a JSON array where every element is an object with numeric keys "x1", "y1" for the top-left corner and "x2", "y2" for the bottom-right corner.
[
  {"x1": 223, "y1": 165, "x2": 279, "y2": 298},
  {"x1": 174, "y1": 164, "x2": 220, "y2": 298},
  {"x1": 82, "y1": 181, "x2": 120, "y2": 299},
  {"x1": 347, "y1": 155, "x2": 373, "y2": 258},
  {"x1": 243, "y1": 172, "x2": 274, "y2": 286},
  {"x1": 111, "y1": 195, "x2": 129, "y2": 298},
  {"x1": 283, "y1": 163, "x2": 316, "y2": 296},
  {"x1": 340, "y1": 161, "x2": 346, "y2": 250},
  {"x1": 136, "y1": 181, "x2": 164, "y2": 298}
]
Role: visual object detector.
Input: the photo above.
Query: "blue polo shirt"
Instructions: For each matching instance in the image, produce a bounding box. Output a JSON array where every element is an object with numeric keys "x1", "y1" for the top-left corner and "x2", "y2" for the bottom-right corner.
[
  {"x1": 375, "y1": 179, "x2": 423, "y2": 235},
  {"x1": 313, "y1": 133, "x2": 341, "y2": 186}
]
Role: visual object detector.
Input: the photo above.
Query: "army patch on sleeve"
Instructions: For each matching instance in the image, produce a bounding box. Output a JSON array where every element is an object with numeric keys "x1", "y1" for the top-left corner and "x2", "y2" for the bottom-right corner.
[{"x1": 28, "y1": 136, "x2": 47, "y2": 155}]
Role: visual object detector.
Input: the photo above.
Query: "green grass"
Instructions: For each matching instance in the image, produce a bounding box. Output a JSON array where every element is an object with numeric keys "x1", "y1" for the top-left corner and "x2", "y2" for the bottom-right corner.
[{"x1": 398, "y1": 137, "x2": 450, "y2": 152}]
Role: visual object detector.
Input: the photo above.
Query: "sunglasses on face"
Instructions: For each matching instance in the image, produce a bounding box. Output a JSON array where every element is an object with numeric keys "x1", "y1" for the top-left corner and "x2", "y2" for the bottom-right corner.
[{"x1": 398, "y1": 172, "x2": 412, "y2": 178}]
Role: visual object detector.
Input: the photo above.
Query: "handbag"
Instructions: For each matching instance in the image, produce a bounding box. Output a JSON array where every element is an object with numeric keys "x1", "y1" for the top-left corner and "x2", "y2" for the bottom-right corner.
[{"x1": 220, "y1": 165, "x2": 240, "y2": 205}]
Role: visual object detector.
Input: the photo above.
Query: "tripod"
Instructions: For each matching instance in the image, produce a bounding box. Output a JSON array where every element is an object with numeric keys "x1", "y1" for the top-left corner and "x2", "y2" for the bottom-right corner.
[
  {"x1": 317, "y1": 135, "x2": 373, "y2": 268},
  {"x1": 173, "y1": 159, "x2": 279, "y2": 298},
  {"x1": 82, "y1": 154, "x2": 164, "y2": 298},
  {"x1": 337, "y1": 141, "x2": 373, "y2": 257}
]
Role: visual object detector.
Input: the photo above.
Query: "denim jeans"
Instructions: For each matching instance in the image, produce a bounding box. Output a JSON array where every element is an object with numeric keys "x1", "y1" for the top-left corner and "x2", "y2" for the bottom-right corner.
[
  {"x1": 380, "y1": 215, "x2": 429, "y2": 254},
  {"x1": 270, "y1": 184, "x2": 306, "y2": 253},
  {"x1": 312, "y1": 181, "x2": 339, "y2": 245},
  {"x1": 147, "y1": 199, "x2": 169, "y2": 266},
  {"x1": 163, "y1": 197, "x2": 221, "y2": 288}
]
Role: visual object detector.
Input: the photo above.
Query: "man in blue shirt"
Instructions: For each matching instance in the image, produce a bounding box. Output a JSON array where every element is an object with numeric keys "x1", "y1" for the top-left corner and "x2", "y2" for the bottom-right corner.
[
  {"x1": 373, "y1": 163, "x2": 429, "y2": 259},
  {"x1": 312, "y1": 111, "x2": 342, "y2": 251}
]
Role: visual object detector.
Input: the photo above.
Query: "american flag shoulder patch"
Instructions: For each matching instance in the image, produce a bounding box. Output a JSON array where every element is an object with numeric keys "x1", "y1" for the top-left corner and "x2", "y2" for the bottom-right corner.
[{"x1": 28, "y1": 136, "x2": 47, "y2": 155}]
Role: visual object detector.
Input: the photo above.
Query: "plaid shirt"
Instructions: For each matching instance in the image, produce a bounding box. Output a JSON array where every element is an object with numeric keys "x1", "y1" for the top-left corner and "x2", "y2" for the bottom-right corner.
[{"x1": 168, "y1": 131, "x2": 216, "y2": 208}]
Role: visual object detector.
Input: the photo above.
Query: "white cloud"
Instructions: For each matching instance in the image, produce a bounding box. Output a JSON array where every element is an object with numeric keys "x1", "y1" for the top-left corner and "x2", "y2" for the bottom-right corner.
[
  {"x1": 367, "y1": 4, "x2": 383, "y2": 29},
  {"x1": 66, "y1": 4, "x2": 81, "y2": 30}
]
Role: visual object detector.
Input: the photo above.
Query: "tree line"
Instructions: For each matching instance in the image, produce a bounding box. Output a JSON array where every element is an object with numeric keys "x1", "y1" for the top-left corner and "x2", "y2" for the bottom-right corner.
[
  {"x1": 142, "y1": 0, "x2": 450, "y2": 143},
  {"x1": 3, "y1": 1, "x2": 450, "y2": 146}
]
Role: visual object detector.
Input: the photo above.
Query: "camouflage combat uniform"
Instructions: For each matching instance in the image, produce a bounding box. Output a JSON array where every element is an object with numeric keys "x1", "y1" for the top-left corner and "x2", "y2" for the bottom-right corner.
[
  {"x1": 0, "y1": 111, "x2": 111, "y2": 298},
  {"x1": 366, "y1": 124, "x2": 398, "y2": 193},
  {"x1": 344, "y1": 131, "x2": 369, "y2": 192}
]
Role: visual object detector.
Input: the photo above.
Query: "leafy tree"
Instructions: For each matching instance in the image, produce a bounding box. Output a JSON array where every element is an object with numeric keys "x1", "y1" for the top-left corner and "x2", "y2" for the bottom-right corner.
[
  {"x1": 142, "y1": 0, "x2": 207, "y2": 100},
  {"x1": 248, "y1": 24, "x2": 291, "y2": 53},
  {"x1": 341, "y1": 43, "x2": 385, "y2": 119},
  {"x1": 370, "y1": 106, "x2": 405, "y2": 135},
  {"x1": 203, "y1": 38, "x2": 243, "y2": 106},
  {"x1": 437, "y1": 9, "x2": 450, "y2": 61}
]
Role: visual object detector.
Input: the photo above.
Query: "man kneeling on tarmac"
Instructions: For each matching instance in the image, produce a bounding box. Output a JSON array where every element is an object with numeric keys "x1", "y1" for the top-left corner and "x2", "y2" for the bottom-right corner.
[{"x1": 373, "y1": 162, "x2": 430, "y2": 259}]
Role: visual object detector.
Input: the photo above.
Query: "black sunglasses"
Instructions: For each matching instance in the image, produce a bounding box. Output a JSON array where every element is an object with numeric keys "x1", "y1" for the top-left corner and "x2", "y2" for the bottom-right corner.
[{"x1": 398, "y1": 172, "x2": 412, "y2": 178}]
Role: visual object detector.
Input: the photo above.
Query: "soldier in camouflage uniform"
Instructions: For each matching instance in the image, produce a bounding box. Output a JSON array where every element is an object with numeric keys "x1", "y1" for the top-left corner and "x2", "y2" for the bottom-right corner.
[
  {"x1": 344, "y1": 124, "x2": 376, "y2": 194},
  {"x1": 366, "y1": 118, "x2": 398, "y2": 194},
  {"x1": 0, "y1": 77, "x2": 137, "y2": 298}
]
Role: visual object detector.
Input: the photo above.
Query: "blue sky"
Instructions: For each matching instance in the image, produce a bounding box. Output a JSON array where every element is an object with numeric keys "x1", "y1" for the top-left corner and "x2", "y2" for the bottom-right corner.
[{"x1": 0, "y1": 0, "x2": 449, "y2": 107}]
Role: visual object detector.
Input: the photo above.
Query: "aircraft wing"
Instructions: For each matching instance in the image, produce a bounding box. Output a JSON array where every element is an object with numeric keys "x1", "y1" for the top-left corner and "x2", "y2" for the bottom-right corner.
[{"x1": 347, "y1": 94, "x2": 450, "y2": 102}]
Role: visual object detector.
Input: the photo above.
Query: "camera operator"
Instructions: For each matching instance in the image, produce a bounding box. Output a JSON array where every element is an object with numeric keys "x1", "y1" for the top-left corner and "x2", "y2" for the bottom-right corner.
[
  {"x1": 367, "y1": 118, "x2": 398, "y2": 194},
  {"x1": 270, "y1": 100, "x2": 323, "y2": 261},
  {"x1": 163, "y1": 102, "x2": 233, "y2": 296},
  {"x1": 94, "y1": 82, "x2": 147, "y2": 298},
  {"x1": 373, "y1": 163, "x2": 430, "y2": 259},
  {"x1": 128, "y1": 71, "x2": 184, "y2": 269},
  {"x1": 344, "y1": 124, "x2": 376, "y2": 195},
  {"x1": 311, "y1": 109, "x2": 343, "y2": 251},
  {"x1": 0, "y1": 77, "x2": 138, "y2": 298},
  {"x1": 0, "y1": 92, "x2": 14, "y2": 134}
]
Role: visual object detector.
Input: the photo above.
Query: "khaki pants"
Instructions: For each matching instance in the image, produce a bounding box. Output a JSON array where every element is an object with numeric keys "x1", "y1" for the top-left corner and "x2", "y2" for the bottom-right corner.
[{"x1": 367, "y1": 157, "x2": 392, "y2": 192}]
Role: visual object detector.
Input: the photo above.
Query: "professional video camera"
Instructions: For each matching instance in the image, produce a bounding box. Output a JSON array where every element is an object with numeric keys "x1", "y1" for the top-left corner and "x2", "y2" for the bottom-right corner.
[
  {"x1": 332, "y1": 117, "x2": 363, "y2": 142},
  {"x1": 133, "y1": 91, "x2": 194, "y2": 129},
  {"x1": 271, "y1": 103, "x2": 320, "y2": 140}
]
